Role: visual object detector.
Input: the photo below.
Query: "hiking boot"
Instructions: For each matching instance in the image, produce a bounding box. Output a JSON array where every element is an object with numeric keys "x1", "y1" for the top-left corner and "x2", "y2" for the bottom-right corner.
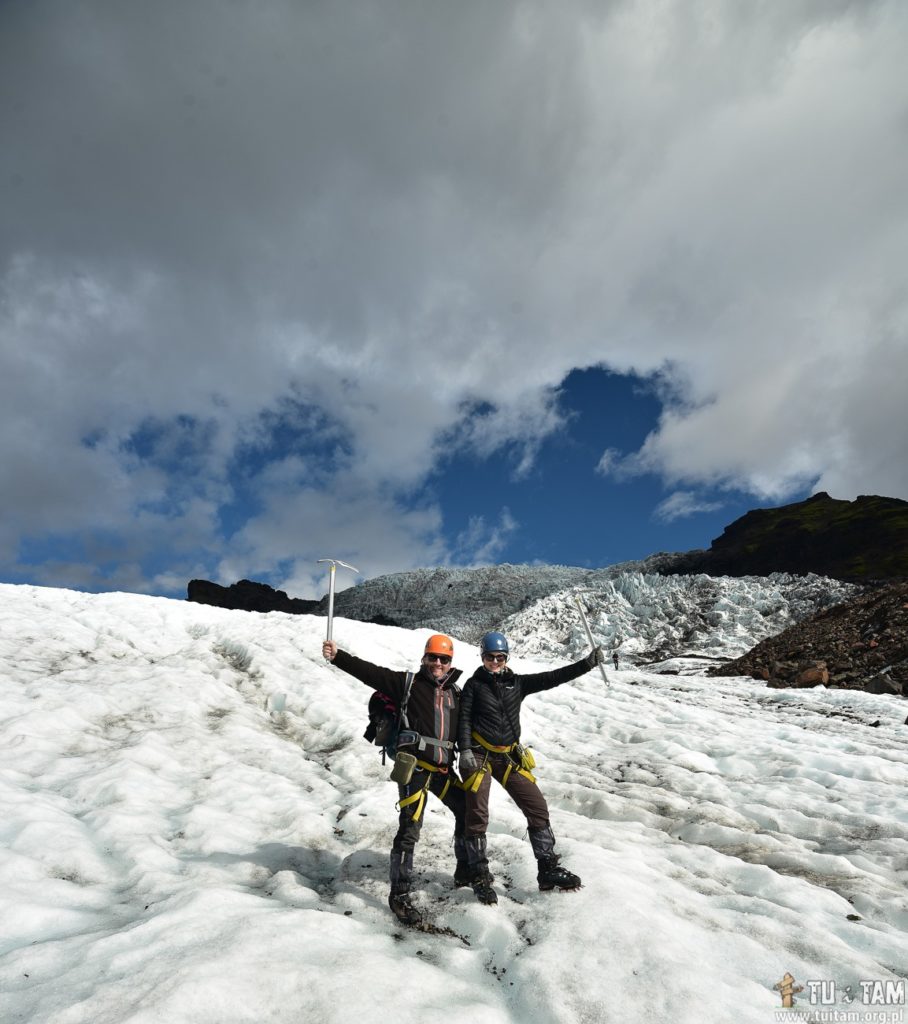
[
  {"x1": 455, "y1": 860, "x2": 495, "y2": 888},
  {"x1": 537, "y1": 854, "x2": 581, "y2": 892},
  {"x1": 388, "y1": 891, "x2": 424, "y2": 926},
  {"x1": 470, "y1": 871, "x2": 498, "y2": 905}
]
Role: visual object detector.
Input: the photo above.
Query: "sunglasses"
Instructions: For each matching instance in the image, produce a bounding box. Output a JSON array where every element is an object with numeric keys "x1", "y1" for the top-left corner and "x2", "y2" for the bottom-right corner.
[
  {"x1": 426, "y1": 653, "x2": 452, "y2": 664},
  {"x1": 483, "y1": 653, "x2": 508, "y2": 663}
]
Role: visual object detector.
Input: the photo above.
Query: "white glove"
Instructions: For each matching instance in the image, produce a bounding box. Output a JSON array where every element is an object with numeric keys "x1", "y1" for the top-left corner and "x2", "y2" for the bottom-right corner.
[{"x1": 459, "y1": 749, "x2": 480, "y2": 777}]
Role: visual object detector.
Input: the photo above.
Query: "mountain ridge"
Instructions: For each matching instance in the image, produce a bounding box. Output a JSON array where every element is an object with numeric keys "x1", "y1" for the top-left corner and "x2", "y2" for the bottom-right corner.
[
  {"x1": 663, "y1": 491, "x2": 908, "y2": 581},
  {"x1": 188, "y1": 492, "x2": 908, "y2": 627}
]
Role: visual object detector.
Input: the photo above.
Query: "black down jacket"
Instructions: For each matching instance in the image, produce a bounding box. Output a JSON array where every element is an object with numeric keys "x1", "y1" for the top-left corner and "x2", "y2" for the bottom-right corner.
[{"x1": 458, "y1": 656, "x2": 593, "y2": 751}]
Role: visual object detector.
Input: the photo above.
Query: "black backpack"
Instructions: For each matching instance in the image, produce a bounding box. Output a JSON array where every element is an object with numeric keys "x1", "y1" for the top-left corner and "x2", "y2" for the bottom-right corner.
[{"x1": 363, "y1": 672, "x2": 415, "y2": 763}]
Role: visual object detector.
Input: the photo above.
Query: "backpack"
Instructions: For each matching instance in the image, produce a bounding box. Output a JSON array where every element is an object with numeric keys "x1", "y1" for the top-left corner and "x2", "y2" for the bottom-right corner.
[{"x1": 363, "y1": 672, "x2": 415, "y2": 763}]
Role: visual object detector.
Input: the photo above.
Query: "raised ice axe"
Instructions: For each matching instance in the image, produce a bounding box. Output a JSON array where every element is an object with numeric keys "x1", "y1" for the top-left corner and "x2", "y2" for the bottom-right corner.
[
  {"x1": 317, "y1": 558, "x2": 359, "y2": 645},
  {"x1": 574, "y1": 594, "x2": 609, "y2": 688}
]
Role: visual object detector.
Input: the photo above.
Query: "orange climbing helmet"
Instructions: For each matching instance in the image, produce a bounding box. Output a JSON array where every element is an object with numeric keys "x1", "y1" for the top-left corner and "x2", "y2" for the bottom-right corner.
[{"x1": 424, "y1": 633, "x2": 454, "y2": 657}]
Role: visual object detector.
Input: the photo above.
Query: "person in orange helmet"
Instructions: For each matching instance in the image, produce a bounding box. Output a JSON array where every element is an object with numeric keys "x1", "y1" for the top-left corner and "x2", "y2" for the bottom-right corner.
[{"x1": 322, "y1": 633, "x2": 466, "y2": 927}]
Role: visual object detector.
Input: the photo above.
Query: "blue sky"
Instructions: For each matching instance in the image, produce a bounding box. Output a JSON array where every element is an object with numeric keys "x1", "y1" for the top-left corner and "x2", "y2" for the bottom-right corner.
[
  {"x1": 2, "y1": 1, "x2": 906, "y2": 600},
  {"x1": 426, "y1": 367, "x2": 755, "y2": 570}
]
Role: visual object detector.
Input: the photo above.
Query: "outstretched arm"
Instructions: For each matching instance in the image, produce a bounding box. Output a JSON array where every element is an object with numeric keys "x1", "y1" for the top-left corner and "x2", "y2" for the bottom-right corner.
[
  {"x1": 520, "y1": 648, "x2": 603, "y2": 696},
  {"x1": 321, "y1": 641, "x2": 409, "y2": 700}
]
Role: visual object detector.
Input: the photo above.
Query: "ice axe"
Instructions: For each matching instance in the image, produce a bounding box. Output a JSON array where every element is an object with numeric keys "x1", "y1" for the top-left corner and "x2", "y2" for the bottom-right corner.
[
  {"x1": 574, "y1": 594, "x2": 609, "y2": 688},
  {"x1": 317, "y1": 558, "x2": 359, "y2": 646}
]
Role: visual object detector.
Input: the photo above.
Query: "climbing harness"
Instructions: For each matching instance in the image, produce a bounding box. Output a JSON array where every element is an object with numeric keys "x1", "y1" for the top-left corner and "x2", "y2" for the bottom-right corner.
[
  {"x1": 469, "y1": 730, "x2": 537, "y2": 787},
  {"x1": 397, "y1": 759, "x2": 458, "y2": 822}
]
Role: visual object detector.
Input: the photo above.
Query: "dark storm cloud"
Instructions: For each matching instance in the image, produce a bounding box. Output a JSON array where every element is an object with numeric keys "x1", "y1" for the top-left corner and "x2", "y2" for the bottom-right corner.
[{"x1": 1, "y1": 0, "x2": 906, "y2": 595}]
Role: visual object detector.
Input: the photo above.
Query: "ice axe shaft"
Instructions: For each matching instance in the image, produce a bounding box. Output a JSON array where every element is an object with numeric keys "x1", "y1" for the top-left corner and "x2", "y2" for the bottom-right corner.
[
  {"x1": 574, "y1": 595, "x2": 609, "y2": 688},
  {"x1": 317, "y1": 558, "x2": 359, "y2": 644}
]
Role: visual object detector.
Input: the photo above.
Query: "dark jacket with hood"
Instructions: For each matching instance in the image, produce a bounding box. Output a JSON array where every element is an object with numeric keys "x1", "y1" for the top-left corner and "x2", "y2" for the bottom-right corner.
[
  {"x1": 333, "y1": 649, "x2": 461, "y2": 769},
  {"x1": 458, "y1": 655, "x2": 594, "y2": 751}
]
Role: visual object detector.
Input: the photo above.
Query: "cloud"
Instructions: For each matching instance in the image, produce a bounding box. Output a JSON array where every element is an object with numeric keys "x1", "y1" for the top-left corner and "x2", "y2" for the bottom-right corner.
[
  {"x1": 654, "y1": 492, "x2": 726, "y2": 524},
  {"x1": 452, "y1": 509, "x2": 519, "y2": 565},
  {"x1": 446, "y1": 389, "x2": 570, "y2": 480},
  {"x1": 596, "y1": 447, "x2": 626, "y2": 478},
  {"x1": 1, "y1": 0, "x2": 906, "y2": 590},
  {"x1": 217, "y1": 478, "x2": 449, "y2": 600}
]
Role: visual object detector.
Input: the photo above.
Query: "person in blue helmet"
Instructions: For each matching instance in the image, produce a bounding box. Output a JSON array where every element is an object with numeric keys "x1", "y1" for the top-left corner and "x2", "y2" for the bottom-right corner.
[{"x1": 457, "y1": 631, "x2": 603, "y2": 904}]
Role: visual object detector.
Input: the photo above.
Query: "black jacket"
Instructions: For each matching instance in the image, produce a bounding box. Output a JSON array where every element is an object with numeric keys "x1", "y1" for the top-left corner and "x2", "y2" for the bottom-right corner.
[
  {"x1": 458, "y1": 657, "x2": 593, "y2": 751},
  {"x1": 333, "y1": 649, "x2": 462, "y2": 768}
]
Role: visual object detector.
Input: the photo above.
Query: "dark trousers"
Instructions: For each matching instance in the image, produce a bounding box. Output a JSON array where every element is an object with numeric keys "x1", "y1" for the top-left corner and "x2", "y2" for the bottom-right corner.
[
  {"x1": 463, "y1": 751, "x2": 549, "y2": 837},
  {"x1": 392, "y1": 767, "x2": 466, "y2": 855}
]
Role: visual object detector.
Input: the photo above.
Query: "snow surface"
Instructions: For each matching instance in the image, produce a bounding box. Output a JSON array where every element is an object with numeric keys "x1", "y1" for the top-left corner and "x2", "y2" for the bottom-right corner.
[{"x1": 1, "y1": 582, "x2": 906, "y2": 1024}]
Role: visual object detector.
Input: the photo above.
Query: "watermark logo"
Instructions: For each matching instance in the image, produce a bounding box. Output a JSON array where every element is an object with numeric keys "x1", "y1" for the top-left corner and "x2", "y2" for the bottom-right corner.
[
  {"x1": 775, "y1": 974, "x2": 804, "y2": 1009},
  {"x1": 771, "y1": 973, "x2": 905, "y2": 1022}
]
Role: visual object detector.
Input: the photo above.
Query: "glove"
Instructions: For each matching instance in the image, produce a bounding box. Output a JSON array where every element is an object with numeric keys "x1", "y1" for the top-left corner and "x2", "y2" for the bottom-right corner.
[
  {"x1": 459, "y1": 749, "x2": 480, "y2": 778},
  {"x1": 585, "y1": 646, "x2": 604, "y2": 668}
]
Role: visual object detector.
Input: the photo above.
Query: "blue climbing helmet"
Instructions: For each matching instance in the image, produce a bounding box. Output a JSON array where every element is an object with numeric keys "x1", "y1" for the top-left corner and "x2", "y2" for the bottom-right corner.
[{"x1": 480, "y1": 631, "x2": 509, "y2": 655}]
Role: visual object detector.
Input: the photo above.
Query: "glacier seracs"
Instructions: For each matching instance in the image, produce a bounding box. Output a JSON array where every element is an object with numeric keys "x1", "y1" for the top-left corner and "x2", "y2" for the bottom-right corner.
[{"x1": 498, "y1": 572, "x2": 858, "y2": 667}]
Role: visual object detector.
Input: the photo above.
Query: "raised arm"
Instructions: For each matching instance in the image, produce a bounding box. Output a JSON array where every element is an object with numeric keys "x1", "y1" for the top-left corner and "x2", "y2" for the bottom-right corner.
[
  {"x1": 322, "y1": 640, "x2": 409, "y2": 701},
  {"x1": 520, "y1": 648, "x2": 603, "y2": 697}
]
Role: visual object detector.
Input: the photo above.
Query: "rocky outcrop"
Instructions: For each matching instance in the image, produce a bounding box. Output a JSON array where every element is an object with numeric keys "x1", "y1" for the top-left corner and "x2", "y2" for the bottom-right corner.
[
  {"x1": 187, "y1": 579, "x2": 319, "y2": 615},
  {"x1": 664, "y1": 492, "x2": 908, "y2": 581},
  {"x1": 709, "y1": 580, "x2": 908, "y2": 696}
]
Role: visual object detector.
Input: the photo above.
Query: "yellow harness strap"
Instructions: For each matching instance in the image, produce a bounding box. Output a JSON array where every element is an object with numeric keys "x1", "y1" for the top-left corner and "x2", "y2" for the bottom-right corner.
[
  {"x1": 397, "y1": 761, "x2": 456, "y2": 821},
  {"x1": 509, "y1": 761, "x2": 536, "y2": 784},
  {"x1": 472, "y1": 731, "x2": 513, "y2": 754},
  {"x1": 398, "y1": 785, "x2": 428, "y2": 822}
]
